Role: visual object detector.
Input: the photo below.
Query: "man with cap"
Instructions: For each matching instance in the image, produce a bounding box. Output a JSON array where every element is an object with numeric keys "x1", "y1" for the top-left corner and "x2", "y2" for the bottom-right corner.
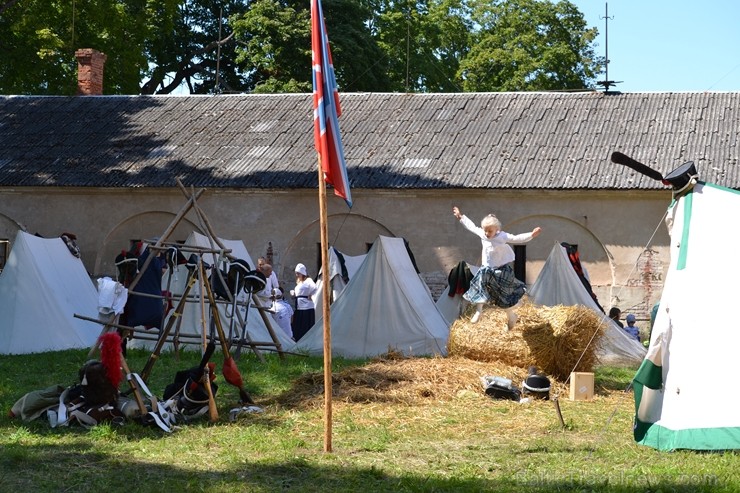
[
  {"x1": 255, "y1": 258, "x2": 278, "y2": 307},
  {"x1": 624, "y1": 313, "x2": 640, "y2": 342},
  {"x1": 290, "y1": 263, "x2": 317, "y2": 341}
]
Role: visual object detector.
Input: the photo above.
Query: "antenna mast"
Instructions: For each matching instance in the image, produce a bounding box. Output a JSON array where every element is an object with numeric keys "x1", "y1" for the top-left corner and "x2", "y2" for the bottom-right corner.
[
  {"x1": 215, "y1": 8, "x2": 223, "y2": 93},
  {"x1": 597, "y1": 2, "x2": 621, "y2": 92}
]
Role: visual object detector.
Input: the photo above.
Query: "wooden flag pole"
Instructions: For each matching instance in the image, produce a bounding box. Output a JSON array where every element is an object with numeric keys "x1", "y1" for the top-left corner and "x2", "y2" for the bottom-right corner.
[{"x1": 318, "y1": 157, "x2": 333, "y2": 453}]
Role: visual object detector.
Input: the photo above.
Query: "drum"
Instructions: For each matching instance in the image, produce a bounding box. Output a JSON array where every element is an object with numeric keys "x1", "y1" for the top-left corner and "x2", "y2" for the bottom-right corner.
[{"x1": 663, "y1": 161, "x2": 698, "y2": 190}]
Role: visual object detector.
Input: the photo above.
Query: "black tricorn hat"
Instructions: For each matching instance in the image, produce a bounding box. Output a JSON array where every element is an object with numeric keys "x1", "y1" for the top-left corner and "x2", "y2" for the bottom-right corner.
[
  {"x1": 243, "y1": 269, "x2": 266, "y2": 293},
  {"x1": 663, "y1": 161, "x2": 698, "y2": 190}
]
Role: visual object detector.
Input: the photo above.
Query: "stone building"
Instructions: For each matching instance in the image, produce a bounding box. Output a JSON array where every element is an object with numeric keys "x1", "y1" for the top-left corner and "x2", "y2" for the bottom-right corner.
[{"x1": 2, "y1": 50, "x2": 738, "y2": 322}]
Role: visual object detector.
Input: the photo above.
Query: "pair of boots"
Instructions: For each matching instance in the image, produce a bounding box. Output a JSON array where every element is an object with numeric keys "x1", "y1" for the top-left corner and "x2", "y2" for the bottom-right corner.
[{"x1": 470, "y1": 303, "x2": 517, "y2": 330}]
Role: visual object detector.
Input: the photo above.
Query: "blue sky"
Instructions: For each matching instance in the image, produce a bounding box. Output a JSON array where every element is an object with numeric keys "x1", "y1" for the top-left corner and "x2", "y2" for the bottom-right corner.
[{"x1": 571, "y1": 0, "x2": 740, "y2": 92}]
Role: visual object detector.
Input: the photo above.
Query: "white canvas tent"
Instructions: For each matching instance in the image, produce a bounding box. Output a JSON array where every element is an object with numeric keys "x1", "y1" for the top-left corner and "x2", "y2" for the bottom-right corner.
[
  {"x1": 311, "y1": 246, "x2": 366, "y2": 308},
  {"x1": 129, "y1": 232, "x2": 294, "y2": 353},
  {"x1": 633, "y1": 182, "x2": 740, "y2": 450},
  {"x1": 294, "y1": 236, "x2": 449, "y2": 358},
  {"x1": 528, "y1": 242, "x2": 647, "y2": 366},
  {"x1": 0, "y1": 231, "x2": 100, "y2": 354}
]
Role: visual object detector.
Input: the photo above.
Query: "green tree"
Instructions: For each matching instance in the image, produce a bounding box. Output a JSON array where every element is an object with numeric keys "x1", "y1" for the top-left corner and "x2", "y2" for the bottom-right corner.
[
  {"x1": 231, "y1": 0, "x2": 310, "y2": 93},
  {"x1": 0, "y1": 0, "x2": 172, "y2": 95},
  {"x1": 140, "y1": 0, "x2": 250, "y2": 95},
  {"x1": 322, "y1": 0, "x2": 392, "y2": 91},
  {"x1": 232, "y1": 0, "x2": 390, "y2": 93},
  {"x1": 0, "y1": 0, "x2": 249, "y2": 95},
  {"x1": 370, "y1": 0, "x2": 472, "y2": 92},
  {"x1": 460, "y1": 0, "x2": 601, "y2": 91},
  {"x1": 0, "y1": 0, "x2": 601, "y2": 95}
]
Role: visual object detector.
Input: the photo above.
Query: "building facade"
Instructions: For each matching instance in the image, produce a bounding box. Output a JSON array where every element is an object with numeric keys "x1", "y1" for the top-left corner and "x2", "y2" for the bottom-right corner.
[{"x1": 2, "y1": 54, "x2": 736, "y2": 321}]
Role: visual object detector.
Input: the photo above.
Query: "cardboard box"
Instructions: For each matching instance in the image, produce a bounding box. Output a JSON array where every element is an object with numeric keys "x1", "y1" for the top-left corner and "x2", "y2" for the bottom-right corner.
[{"x1": 569, "y1": 372, "x2": 594, "y2": 401}]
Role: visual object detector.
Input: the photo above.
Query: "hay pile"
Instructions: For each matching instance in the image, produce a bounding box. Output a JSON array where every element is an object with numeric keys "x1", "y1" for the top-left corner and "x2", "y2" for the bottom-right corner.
[
  {"x1": 448, "y1": 300, "x2": 604, "y2": 381},
  {"x1": 274, "y1": 354, "x2": 569, "y2": 408}
]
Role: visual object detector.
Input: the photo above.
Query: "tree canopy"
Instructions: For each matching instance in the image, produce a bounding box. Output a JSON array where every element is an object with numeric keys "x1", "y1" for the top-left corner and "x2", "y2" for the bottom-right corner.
[
  {"x1": 0, "y1": 0, "x2": 165, "y2": 94},
  {"x1": 460, "y1": 0, "x2": 600, "y2": 91},
  {"x1": 0, "y1": 0, "x2": 602, "y2": 95}
]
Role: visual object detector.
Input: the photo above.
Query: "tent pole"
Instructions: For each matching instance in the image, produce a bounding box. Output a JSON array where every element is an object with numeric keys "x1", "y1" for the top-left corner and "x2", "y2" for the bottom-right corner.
[
  {"x1": 177, "y1": 180, "x2": 282, "y2": 360},
  {"x1": 318, "y1": 156, "x2": 333, "y2": 453},
  {"x1": 128, "y1": 187, "x2": 204, "y2": 293}
]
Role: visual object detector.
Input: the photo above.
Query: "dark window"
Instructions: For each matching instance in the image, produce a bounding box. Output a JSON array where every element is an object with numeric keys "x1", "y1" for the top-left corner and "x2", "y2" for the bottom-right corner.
[
  {"x1": 0, "y1": 239, "x2": 8, "y2": 271},
  {"x1": 513, "y1": 245, "x2": 526, "y2": 282}
]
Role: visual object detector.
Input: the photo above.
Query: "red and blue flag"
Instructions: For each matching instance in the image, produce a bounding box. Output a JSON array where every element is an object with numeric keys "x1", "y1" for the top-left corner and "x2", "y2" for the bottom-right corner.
[{"x1": 311, "y1": 0, "x2": 352, "y2": 207}]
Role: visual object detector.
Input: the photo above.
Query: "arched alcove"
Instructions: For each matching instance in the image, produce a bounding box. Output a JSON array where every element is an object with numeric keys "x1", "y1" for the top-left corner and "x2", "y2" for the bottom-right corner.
[
  {"x1": 94, "y1": 212, "x2": 200, "y2": 277},
  {"x1": 506, "y1": 214, "x2": 613, "y2": 287},
  {"x1": 278, "y1": 213, "x2": 394, "y2": 288}
]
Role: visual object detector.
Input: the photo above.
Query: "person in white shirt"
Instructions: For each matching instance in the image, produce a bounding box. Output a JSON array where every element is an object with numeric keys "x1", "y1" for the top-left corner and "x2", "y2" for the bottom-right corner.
[
  {"x1": 452, "y1": 206, "x2": 542, "y2": 329},
  {"x1": 255, "y1": 259, "x2": 278, "y2": 307},
  {"x1": 270, "y1": 287, "x2": 294, "y2": 339},
  {"x1": 290, "y1": 263, "x2": 317, "y2": 341}
]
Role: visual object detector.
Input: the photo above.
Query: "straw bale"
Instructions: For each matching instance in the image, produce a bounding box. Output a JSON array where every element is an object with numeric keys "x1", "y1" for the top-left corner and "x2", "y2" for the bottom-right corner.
[
  {"x1": 447, "y1": 309, "x2": 534, "y2": 368},
  {"x1": 448, "y1": 301, "x2": 604, "y2": 381},
  {"x1": 518, "y1": 303, "x2": 603, "y2": 381},
  {"x1": 273, "y1": 302, "x2": 602, "y2": 409}
]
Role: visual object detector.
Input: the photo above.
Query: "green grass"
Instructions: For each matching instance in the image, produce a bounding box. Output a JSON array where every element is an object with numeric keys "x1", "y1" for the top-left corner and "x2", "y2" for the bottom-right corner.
[{"x1": 0, "y1": 348, "x2": 738, "y2": 492}]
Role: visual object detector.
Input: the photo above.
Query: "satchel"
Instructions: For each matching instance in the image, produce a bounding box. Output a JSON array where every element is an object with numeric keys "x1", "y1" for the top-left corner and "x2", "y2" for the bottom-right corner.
[{"x1": 481, "y1": 375, "x2": 521, "y2": 401}]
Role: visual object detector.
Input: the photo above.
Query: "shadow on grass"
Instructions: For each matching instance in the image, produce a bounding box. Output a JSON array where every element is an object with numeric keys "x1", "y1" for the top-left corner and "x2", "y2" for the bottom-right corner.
[
  {"x1": 266, "y1": 365, "x2": 418, "y2": 409},
  {"x1": 0, "y1": 441, "x2": 721, "y2": 493}
]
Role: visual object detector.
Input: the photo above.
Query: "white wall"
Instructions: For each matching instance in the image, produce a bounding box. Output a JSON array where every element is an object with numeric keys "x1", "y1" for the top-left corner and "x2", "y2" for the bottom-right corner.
[{"x1": 0, "y1": 186, "x2": 672, "y2": 322}]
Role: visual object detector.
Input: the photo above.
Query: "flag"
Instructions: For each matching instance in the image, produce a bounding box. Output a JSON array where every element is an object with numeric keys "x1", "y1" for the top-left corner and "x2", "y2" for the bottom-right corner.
[{"x1": 311, "y1": 0, "x2": 352, "y2": 207}]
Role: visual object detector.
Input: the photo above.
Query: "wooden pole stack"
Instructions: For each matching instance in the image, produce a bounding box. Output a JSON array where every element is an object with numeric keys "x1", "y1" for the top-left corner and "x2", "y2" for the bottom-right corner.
[{"x1": 84, "y1": 179, "x2": 290, "y2": 381}]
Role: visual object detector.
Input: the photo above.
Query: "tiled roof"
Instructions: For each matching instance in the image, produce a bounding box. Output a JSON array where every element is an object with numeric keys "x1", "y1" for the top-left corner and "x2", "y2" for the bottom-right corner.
[{"x1": 0, "y1": 91, "x2": 738, "y2": 190}]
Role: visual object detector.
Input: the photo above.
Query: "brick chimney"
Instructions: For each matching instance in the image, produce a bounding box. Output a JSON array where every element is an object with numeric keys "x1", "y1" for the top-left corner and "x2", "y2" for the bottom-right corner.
[{"x1": 75, "y1": 48, "x2": 107, "y2": 95}]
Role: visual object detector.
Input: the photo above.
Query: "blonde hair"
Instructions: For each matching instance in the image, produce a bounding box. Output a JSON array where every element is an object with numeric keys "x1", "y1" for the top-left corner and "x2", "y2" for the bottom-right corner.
[{"x1": 481, "y1": 214, "x2": 501, "y2": 230}]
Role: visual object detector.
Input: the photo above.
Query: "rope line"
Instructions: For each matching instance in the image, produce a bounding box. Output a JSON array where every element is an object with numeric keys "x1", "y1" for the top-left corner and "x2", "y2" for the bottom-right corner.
[
  {"x1": 612, "y1": 207, "x2": 669, "y2": 306},
  {"x1": 330, "y1": 209, "x2": 352, "y2": 246}
]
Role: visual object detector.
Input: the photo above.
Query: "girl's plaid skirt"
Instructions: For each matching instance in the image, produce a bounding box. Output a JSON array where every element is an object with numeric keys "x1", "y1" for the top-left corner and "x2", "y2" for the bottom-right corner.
[{"x1": 462, "y1": 264, "x2": 525, "y2": 308}]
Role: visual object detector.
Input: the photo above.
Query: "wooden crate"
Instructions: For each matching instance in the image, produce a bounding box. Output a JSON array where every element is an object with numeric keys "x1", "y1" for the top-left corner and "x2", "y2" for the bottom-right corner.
[{"x1": 569, "y1": 372, "x2": 594, "y2": 401}]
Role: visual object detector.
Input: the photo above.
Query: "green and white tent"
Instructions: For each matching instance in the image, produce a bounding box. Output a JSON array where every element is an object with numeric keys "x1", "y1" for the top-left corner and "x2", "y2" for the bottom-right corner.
[{"x1": 634, "y1": 181, "x2": 740, "y2": 450}]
